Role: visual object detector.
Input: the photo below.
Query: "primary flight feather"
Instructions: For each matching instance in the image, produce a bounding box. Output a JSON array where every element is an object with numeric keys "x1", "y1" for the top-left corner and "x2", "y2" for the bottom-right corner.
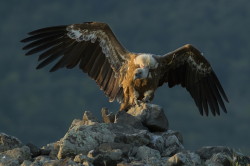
[{"x1": 21, "y1": 22, "x2": 229, "y2": 116}]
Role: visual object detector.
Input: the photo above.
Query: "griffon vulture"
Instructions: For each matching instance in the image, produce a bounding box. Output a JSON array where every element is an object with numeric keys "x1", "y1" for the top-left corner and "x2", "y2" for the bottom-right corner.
[{"x1": 21, "y1": 22, "x2": 229, "y2": 116}]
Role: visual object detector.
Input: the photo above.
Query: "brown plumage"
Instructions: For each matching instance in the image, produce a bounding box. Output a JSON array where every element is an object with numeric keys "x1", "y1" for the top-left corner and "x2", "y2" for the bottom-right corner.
[{"x1": 21, "y1": 22, "x2": 229, "y2": 116}]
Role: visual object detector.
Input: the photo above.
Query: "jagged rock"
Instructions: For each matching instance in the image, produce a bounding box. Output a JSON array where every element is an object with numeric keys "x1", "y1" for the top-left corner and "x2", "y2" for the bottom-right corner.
[
  {"x1": 162, "y1": 134, "x2": 184, "y2": 156},
  {"x1": 57, "y1": 112, "x2": 184, "y2": 162},
  {"x1": 87, "y1": 147, "x2": 123, "y2": 166},
  {"x1": 232, "y1": 152, "x2": 250, "y2": 166},
  {"x1": 113, "y1": 127, "x2": 151, "y2": 146},
  {"x1": 55, "y1": 158, "x2": 80, "y2": 166},
  {"x1": 101, "y1": 107, "x2": 115, "y2": 123},
  {"x1": 74, "y1": 153, "x2": 92, "y2": 164},
  {"x1": 117, "y1": 161, "x2": 146, "y2": 166},
  {"x1": 57, "y1": 123, "x2": 115, "y2": 159},
  {"x1": 135, "y1": 145, "x2": 161, "y2": 160},
  {"x1": 204, "y1": 151, "x2": 250, "y2": 166},
  {"x1": 162, "y1": 130, "x2": 183, "y2": 144},
  {"x1": 205, "y1": 160, "x2": 224, "y2": 166},
  {"x1": 149, "y1": 134, "x2": 165, "y2": 152},
  {"x1": 118, "y1": 157, "x2": 168, "y2": 166},
  {"x1": 96, "y1": 143, "x2": 132, "y2": 158},
  {"x1": 149, "y1": 130, "x2": 183, "y2": 155},
  {"x1": 0, "y1": 133, "x2": 23, "y2": 152},
  {"x1": 148, "y1": 130, "x2": 184, "y2": 157},
  {"x1": 114, "y1": 111, "x2": 147, "y2": 130},
  {"x1": 196, "y1": 146, "x2": 233, "y2": 160},
  {"x1": 127, "y1": 103, "x2": 169, "y2": 132},
  {"x1": 40, "y1": 142, "x2": 59, "y2": 159},
  {"x1": 82, "y1": 111, "x2": 100, "y2": 125},
  {"x1": 167, "y1": 151, "x2": 201, "y2": 166},
  {"x1": 31, "y1": 155, "x2": 53, "y2": 165},
  {"x1": 82, "y1": 161, "x2": 94, "y2": 166},
  {"x1": 205, "y1": 153, "x2": 232, "y2": 166},
  {"x1": 1, "y1": 108, "x2": 249, "y2": 166},
  {"x1": 1, "y1": 146, "x2": 31, "y2": 164},
  {"x1": 26, "y1": 143, "x2": 40, "y2": 158},
  {"x1": 0, "y1": 153, "x2": 19, "y2": 166},
  {"x1": 20, "y1": 160, "x2": 32, "y2": 166},
  {"x1": 30, "y1": 156, "x2": 80, "y2": 166},
  {"x1": 69, "y1": 111, "x2": 99, "y2": 129}
]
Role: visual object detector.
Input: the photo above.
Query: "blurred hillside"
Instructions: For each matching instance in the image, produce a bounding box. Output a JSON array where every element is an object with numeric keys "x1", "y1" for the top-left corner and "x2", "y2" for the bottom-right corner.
[{"x1": 0, "y1": 0, "x2": 249, "y2": 154}]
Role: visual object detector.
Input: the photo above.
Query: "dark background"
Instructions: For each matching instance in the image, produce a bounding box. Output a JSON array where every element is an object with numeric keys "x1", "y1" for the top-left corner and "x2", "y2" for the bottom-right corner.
[{"x1": 0, "y1": 0, "x2": 249, "y2": 154}]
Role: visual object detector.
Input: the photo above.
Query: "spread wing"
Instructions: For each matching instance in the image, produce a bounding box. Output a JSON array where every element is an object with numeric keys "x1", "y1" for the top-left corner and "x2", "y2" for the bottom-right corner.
[
  {"x1": 157, "y1": 44, "x2": 229, "y2": 116},
  {"x1": 21, "y1": 22, "x2": 129, "y2": 102}
]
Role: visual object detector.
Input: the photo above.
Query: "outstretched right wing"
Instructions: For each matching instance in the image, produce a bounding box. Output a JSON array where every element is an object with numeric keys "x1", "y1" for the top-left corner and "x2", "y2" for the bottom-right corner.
[{"x1": 21, "y1": 22, "x2": 129, "y2": 102}]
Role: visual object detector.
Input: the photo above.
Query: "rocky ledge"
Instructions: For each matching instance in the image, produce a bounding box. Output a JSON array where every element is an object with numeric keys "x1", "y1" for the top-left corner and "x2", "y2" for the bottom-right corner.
[{"x1": 1, "y1": 103, "x2": 249, "y2": 166}]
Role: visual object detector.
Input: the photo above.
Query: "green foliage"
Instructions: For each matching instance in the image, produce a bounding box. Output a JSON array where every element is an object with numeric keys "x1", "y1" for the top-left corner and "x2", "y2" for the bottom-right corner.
[{"x1": 0, "y1": 0, "x2": 249, "y2": 154}]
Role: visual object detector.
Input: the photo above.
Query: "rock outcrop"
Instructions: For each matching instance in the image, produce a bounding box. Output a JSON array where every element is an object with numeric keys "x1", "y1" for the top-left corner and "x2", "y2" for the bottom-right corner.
[{"x1": 1, "y1": 104, "x2": 249, "y2": 166}]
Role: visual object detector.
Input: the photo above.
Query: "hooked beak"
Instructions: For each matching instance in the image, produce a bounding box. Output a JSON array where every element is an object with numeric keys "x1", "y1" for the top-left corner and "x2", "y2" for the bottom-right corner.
[{"x1": 133, "y1": 67, "x2": 149, "y2": 80}]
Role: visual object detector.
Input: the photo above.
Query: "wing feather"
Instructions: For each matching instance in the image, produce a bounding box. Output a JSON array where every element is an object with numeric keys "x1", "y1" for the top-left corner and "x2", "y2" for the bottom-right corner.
[
  {"x1": 21, "y1": 22, "x2": 128, "y2": 102},
  {"x1": 50, "y1": 42, "x2": 83, "y2": 72},
  {"x1": 157, "y1": 44, "x2": 228, "y2": 116},
  {"x1": 200, "y1": 79, "x2": 209, "y2": 116},
  {"x1": 25, "y1": 36, "x2": 67, "y2": 55},
  {"x1": 21, "y1": 31, "x2": 66, "y2": 43},
  {"x1": 84, "y1": 43, "x2": 101, "y2": 72},
  {"x1": 38, "y1": 39, "x2": 74, "y2": 61},
  {"x1": 28, "y1": 25, "x2": 66, "y2": 35}
]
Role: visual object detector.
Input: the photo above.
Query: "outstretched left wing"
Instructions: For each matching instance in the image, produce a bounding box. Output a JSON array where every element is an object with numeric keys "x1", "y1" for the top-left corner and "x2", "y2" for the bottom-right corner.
[{"x1": 156, "y1": 44, "x2": 229, "y2": 116}]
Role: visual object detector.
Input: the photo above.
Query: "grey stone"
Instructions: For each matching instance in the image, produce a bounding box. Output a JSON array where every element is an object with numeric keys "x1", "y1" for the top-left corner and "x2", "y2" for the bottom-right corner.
[
  {"x1": 32, "y1": 155, "x2": 53, "y2": 165},
  {"x1": 1, "y1": 146, "x2": 31, "y2": 164},
  {"x1": 55, "y1": 158, "x2": 80, "y2": 166},
  {"x1": 41, "y1": 142, "x2": 59, "y2": 159},
  {"x1": 82, "y1": 160, "x2": 94, "y2": 166},
  {"x1": 205, "y1": 160, "x2": 224, "y2": 166},
  {"x1": 113, "y1": 128, "x2": 151, "y2": 146},
  {"x1": 167, "y1": 151, "x2": 201, "y2": 166},
  {"x1": 161, "y1": 130, "x2": 183, "y2": 144},
  {"x1": 127, "y1": 103, "x2": 169, "y2": 132},
  {"x1": 87, "y1": 144, "x2": 123, "y2": 166},
  {"x1": 160, "y1": 130, "x2": 184, "y2": 157},
  {"x1": 231, "y1": 152, "x2": 250, "y2": 166},
  {"x1": 205, "y1": 153, "x2": 232, "y2": 166},
  {"x1": 82, "y1": 161, "x2": 94, "y2": 166},
  {"x1": 32, "y1": 157, "x2": 80, "y2": 166},
  {"x1": 74, "y1": 153, "x2": 89, "y2": 163},
  {"x1": 117, "y1": 161, "x2": 147, "y2": 166},
  {"x1": 97, "y1": 142, "x2": 132, "y2": 157},
  {"x1": 69, "y1": 111, "x2": 99, "y2": 129},
  {"x1": 26, "y1": 143, "x2": 40, "y2": 158},
  {"x1": 205, "y1": 151, "x2": 250, "y2": 166},
  {"x1": 135, "y1": 145, "x2": 161, "y2": 160},
  {"x1": 101, "y1": 107, "x2": 115, "y2": 123},
  {"x1": 20, "y1": 160, "x2": 32, "y2": 166},
  {"x1": 0, "y1": 133, "x2": 23, "y2": 152},
  {"x1": 114, "y1": 111, "x2": 146, "y2": 130},
  {"x1": 0, "y1": 153, "x2": 19, "y2": 166},
  {"x1": 82, "y1": 111, "x2": 100, "y2": 125},
  {"x1": 69, "y1": 119, "x2": 84, "y2": 129},
  {"x1": 149, "y1": 134, "x2": 165, "y2": 153},
  {"x1": 196, "y1": 146, "x2": 233, "y2": 160},
  {"x1": 57, "y1": 123, "x2": 115, "y2": 159},
  {"x1": 3, "y1": 108, "x2": 250, "y2": 166},
  {"x1": 117, "y1": 157, "x2": 168, "y2": 166},
  {"x1": 88, "y1": 149, "x2": 119, "y2": 166}
]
